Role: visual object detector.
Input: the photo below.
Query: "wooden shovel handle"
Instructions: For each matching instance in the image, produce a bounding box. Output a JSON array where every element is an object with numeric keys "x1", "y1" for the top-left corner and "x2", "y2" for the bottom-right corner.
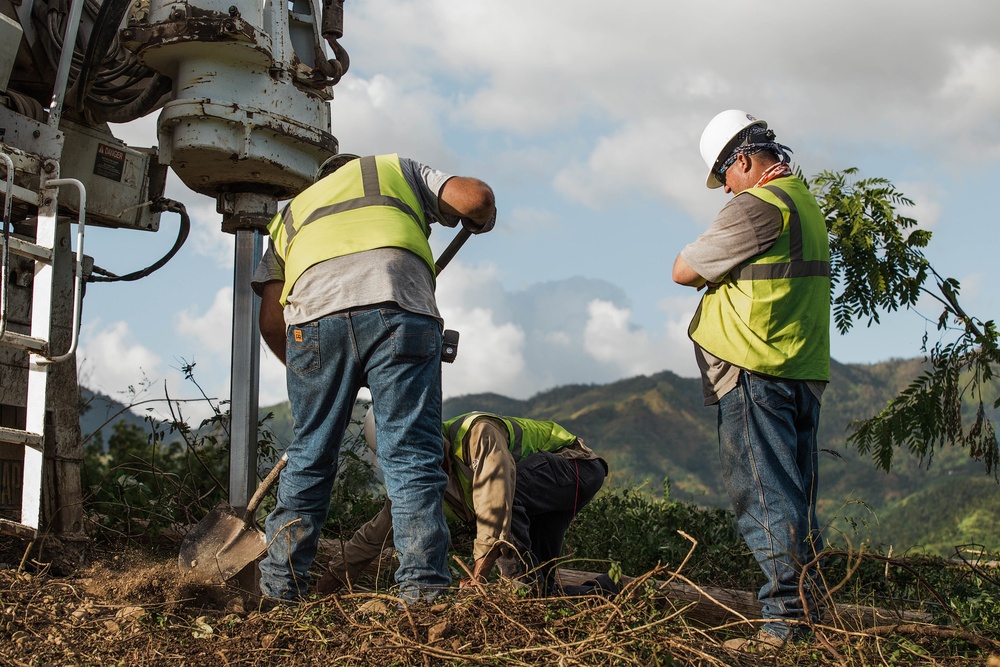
[
  {"x1": 434, "y1": 226, "x2": 472, "y2": 274},
  {"x1": 244, "y1": 452, "x2": 289, "y2": 520}
]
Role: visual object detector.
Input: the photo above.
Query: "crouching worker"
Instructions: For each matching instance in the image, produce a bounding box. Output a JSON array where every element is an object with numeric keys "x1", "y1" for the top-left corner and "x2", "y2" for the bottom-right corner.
[{"x1": 318, "y1": 410, "x2": 608, "y2": 596}]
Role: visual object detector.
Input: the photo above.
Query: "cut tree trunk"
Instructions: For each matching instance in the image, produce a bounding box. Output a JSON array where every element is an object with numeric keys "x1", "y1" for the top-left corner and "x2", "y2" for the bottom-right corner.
[{"x1": 555, "y1": 567, "x2": 932, "y2": 630}]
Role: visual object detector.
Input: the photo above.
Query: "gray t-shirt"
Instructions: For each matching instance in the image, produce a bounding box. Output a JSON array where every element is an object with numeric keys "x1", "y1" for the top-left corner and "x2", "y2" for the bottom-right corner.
[
  {"x1": 252, "y1": 157, "x2": 459, "y2": 326},
  {"x1": 681, "y1": 193, "x2": 826, "y2": 405}
]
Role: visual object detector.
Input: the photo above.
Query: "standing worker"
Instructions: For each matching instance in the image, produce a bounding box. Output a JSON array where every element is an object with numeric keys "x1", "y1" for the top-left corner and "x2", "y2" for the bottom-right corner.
[
  {"x1": 253, "y1": 153, "x2": 496, "y2": 604},
  {"x1": 672, "y1": 111, "x2": 830, "y2": 652},
  {"x1": 318, "y1": 410, "x2": 608, "y2": 596}
]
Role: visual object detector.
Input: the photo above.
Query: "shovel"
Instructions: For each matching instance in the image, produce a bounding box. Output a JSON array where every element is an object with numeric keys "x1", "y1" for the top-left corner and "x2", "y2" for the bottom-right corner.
[
  {"x1": 178, "y1": 452, "x2": 289, "y2": 582},
  {"x1": 434, "y1": 226, "x2": 471, "y2": 274}
]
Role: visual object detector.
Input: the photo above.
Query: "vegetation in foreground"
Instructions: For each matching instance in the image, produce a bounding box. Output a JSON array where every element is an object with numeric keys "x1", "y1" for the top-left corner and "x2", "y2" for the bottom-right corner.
[
  {"x1": 34, "y1": 161, "x2": 1000, "y2": 665},
  {"x1": 2, "y1": 396, "x2": 989, "y2": 666},
  {"x1": 1, "y1": 519, "x2": 997, "y2": 666}
]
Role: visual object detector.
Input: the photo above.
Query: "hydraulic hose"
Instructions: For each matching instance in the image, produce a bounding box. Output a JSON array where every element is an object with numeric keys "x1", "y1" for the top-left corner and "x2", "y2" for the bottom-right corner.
[
  {"x1": 71, "y1": 0, "x2": 133, "y2": 112},
  {"x1": 88, "y1": 198, "x2": 190, "y2": 283},
  {"x1": 70, "y1": 0, "x2": 169, "y2": 122}
]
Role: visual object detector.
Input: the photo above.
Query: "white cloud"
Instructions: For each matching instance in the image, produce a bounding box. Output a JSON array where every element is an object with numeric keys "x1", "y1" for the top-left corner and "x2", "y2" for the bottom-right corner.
[
  {"x1": 329, "y1": 75, "x2": 455, "y2": 168},
  {"x1": 941, "y1": 45, "x2": 1000, "y2": 105},
  {"x1": 441, "y1": 307, "x2": 527, "y2": 398},
  {"x1": 583, "y1": 299, "x2": 697, "y2": 379},
  {"x1": 77, "y1": 320, "x2": 163, "y2": 402},
  {"x1": 108, "y1": 115, "x2": 158, "y2": 149},
  {"x1": 897, "y1": 181, "x2": 944, "y2": 231},
  {"x1": 258, "y1": 347, "x2": 289, "y2": 408},
  {"x1": 937, "y1": 44, "x2": 1000, "y2": 160},
  {"x1": 176, "y1": 288, "x2": 234, "y2": 354},
  {"x1": 346, "y1": 0, "x2": 1000, "y2": 191},
  {"x1": 435, "y1": 260, "x2": 700, "y2": 399},
  {"x1": 437, "y1": 262, "x2": 526, "y2": 396},
  {"x1": 955, "y1": 272, "x2": 989, "y2": 313},
  {"x1": 164, "y1": 288, "x2": 241, "y2": 421},
  {"x1": 552, "y1": 116, "x2": 719, "y2": 218}
]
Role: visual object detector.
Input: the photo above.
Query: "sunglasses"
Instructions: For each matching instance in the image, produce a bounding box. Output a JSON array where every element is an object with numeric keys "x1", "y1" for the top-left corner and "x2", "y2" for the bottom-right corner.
[
  {"x1": 715, "y1": 164, "x2": 730, "y2": 186},
  {"x1": 715, "y1": 152, "x2": 740, "y2": 186}
]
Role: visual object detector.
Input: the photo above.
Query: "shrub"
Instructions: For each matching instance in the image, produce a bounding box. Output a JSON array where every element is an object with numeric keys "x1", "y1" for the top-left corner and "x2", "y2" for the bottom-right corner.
[{"x1": 568, "y1": 481, "x2": 755, "y2": 589}]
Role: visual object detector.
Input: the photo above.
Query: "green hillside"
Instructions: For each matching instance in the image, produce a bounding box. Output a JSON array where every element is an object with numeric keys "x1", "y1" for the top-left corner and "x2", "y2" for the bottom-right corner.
[
  {"x1": 255, "y1": 356, "x2": 996, "y2": 555},
  {"x1": 873, "y1": 476, "x2": 1000, "y2": 555},
  {"x1": 80, "y1": 388, "x2": 155, "y2": 446},
  {"x1": 443, "y1": 359, "x2": 989, "y2": 506},
  {"x1": 443, "y1": 373, "x2": 723, "y2": 500}
]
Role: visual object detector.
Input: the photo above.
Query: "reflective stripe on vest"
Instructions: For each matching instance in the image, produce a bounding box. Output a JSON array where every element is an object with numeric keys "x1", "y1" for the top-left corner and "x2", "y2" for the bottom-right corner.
[
  {"x1": 267, "y1": 154, "x2": 435, "y2": 305},
  {"x1": 689, "y1": 177, "x2": 831, "y2": 381},
  {"x1": 734, "y1": 184, "x2": 830, "y2": 281},
  {"x1": 275, "y1": 156, "x2": 427, "y2": 256}
]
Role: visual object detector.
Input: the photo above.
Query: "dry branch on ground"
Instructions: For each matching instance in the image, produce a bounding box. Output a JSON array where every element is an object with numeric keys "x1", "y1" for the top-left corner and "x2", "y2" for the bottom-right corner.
[{"x1": 0, "y1": 544, "x2": 995, "y2": 667}]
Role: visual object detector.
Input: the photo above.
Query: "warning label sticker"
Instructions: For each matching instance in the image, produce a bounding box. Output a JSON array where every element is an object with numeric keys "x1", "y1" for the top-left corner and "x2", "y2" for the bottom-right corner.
[{"x1": 94, "y1": 143, "x2": 126, "y2": 182}]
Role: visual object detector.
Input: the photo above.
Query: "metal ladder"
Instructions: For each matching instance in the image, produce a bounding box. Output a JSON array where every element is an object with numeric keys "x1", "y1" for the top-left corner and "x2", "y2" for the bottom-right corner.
[{"x1": 0, "y1": 153, "x2": 86, "y2": 538}]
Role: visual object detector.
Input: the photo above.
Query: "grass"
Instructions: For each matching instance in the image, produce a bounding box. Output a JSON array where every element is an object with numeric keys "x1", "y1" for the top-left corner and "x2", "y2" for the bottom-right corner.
[{"x1": 0, "y1": 537, "x2": 997, "y2": 666}]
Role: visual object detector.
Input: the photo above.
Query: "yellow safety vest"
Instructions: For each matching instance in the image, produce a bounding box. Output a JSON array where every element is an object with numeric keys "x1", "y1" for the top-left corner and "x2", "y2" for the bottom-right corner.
[
  {"x1": 267, "y1": 154, "x2": 436, "y2": 306},
  {"x1": 443, "y1": 412, "x2": 578, "y2": 509},
  {"x1": 689, "y1": 176, "x2": 831, "y2": 380}
]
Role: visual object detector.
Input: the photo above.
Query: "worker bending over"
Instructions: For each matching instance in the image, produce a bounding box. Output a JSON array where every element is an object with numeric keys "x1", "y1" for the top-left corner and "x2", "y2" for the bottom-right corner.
[{"x1": 318, "y1": 411, "x2": 608, "y2": 596}]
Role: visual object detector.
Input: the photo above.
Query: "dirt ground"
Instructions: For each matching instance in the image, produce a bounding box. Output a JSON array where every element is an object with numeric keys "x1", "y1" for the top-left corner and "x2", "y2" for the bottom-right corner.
[
  {"x1": 0, "y1": 536, "x2": 687, "y2": 667},
  {"x1": 0, "y1": 536, "x2": 997, "y2": 667}
]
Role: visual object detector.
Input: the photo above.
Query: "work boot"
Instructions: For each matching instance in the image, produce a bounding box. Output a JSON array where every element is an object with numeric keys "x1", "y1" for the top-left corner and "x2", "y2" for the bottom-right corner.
[
  {"x1": 722, "y1": 629, "x2": 787, "y2": 653},
  {"x1": 316, "y1": 569, "x2": 348, "y2": 595}
]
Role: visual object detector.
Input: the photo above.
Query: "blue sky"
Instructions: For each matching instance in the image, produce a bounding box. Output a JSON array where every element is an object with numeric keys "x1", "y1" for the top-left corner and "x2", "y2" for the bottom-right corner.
[{"x1": 78, "y1": 0, "x2": 999, "y2": 421}]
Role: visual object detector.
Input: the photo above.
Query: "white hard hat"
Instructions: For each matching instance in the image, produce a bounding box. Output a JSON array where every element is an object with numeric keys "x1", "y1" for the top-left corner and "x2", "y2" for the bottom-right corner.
[
  {"x1": 699, "y1": 110, "x2": 767, "y2": 189},
  {"x1": 363, "y1": 407, "x2": 376, "y2": 454}
]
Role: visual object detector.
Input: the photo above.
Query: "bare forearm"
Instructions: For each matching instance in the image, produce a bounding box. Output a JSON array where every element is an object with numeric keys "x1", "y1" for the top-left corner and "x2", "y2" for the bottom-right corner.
[
  {"x1": 439, "y1": 176, "x2": 497, "y2": 228},
  {"x1": 672, "y1": 253, "x2": 707, "y2": 288},
  {"x1": 261, "y1": 330, "x2": 286, "y2": 364},
  {"x1": 259, "y1": 281, "x2": 287, "y2": 363}
]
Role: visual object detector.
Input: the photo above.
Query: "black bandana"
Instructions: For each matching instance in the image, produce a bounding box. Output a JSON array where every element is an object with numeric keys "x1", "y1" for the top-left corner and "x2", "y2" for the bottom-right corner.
[{"x1": 717, "y1": 126, "x2": 793, "y2": 176}]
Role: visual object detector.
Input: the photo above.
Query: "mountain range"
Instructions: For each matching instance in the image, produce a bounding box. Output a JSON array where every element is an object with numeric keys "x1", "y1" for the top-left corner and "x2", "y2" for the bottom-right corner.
[
  {"x1": 82, "y1": 357, "x2": 999, "y2": 555},
  {"x1": 437, "y1": 358, "x2": 999, "y2": 553}
]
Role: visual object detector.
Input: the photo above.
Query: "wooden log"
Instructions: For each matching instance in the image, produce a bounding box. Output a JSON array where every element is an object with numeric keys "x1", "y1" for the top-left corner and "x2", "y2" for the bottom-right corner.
[
  {"x1": 555, "y1": 567, "x2": 932, "y2": 630},
  {"x1": 311, "y1": 541, "x2": 931, "y2": 631}
]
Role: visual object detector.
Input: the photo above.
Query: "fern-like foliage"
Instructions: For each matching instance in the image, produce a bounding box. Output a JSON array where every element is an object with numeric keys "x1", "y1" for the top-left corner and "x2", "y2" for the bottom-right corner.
[{"x1": 811, "y1": 169, "x2": 998, "y2": 476}]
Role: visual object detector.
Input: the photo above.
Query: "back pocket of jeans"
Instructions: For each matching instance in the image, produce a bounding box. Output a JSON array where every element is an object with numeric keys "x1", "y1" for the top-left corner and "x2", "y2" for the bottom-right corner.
[
  {"x1": 381, "y1": 311, "x2": 439, "y2": 362},
  {"x1": 287, "y1": 322, "x2": 321, "y2": 376},
  {"x1": 391, "y1": 329, "x2": 437, "y2": 361}
]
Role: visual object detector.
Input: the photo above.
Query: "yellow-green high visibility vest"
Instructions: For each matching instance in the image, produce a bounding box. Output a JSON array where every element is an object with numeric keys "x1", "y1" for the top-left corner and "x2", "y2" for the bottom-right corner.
[
  {"x1": 689, "y1": 176, "x2": 831, "y2": 381},
  {"x1": 443, "y1": 412, "x2": 578, "y2": 509},
  {"x1": 267, "y1": 154, "x2": 436, "y2": 306}
]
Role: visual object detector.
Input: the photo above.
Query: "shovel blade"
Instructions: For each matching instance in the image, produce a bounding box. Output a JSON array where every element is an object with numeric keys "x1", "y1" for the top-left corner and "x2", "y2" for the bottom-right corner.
[{"x1": 178, "y1": 503, "x2": 267, "y2": 583}]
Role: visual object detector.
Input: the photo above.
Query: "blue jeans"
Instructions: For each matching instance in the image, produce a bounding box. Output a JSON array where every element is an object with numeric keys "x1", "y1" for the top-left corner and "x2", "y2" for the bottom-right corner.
[
  {"x1": 259, "y1": 306, "x2": 451, "y2": 602},
  {"x1": 718, "y1": 370, "x2": 824, "y2": 641}
]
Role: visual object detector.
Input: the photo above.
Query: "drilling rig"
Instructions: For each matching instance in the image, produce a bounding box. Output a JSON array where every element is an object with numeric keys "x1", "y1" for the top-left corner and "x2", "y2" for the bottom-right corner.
[{"x1": 0, "y1": 0, "x2": 346, "y2": 547}]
